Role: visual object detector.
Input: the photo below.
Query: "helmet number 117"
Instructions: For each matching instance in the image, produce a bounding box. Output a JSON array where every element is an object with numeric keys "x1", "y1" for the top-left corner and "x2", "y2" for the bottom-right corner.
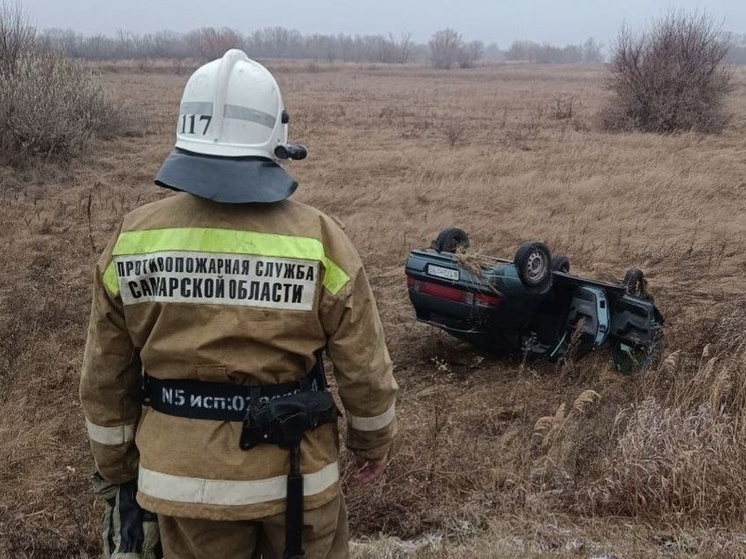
[{"x1": 180, "y1": 114, "x2": 212, "y2": 135}]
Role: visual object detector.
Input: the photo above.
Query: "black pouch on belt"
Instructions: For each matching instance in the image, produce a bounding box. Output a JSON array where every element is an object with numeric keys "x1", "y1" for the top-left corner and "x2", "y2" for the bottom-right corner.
[
  {"x1": 240, "y1": 387, "x2": 340, "y2": 559},
  {"x1": 240, "y1": 389, "x2": 339, "y2": 451}
]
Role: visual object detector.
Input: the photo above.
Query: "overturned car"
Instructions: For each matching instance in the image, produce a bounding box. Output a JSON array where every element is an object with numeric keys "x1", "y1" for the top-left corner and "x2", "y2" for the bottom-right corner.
[{"x1": 405, "y1": 228, "x2": 664, "y2": 374}]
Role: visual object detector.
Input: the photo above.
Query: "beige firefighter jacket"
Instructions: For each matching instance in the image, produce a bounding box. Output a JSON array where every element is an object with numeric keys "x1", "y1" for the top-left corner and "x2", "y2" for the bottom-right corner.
[{"x1": 80, "y1": 192, "x2": 398, "y2": 521}]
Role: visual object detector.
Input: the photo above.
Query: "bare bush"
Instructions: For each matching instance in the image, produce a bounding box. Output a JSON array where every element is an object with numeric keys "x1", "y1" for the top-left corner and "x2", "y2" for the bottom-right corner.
[
  {"x1": 440, "y1": 117, "x2": 467, "y2": 147},
  {"x1": 550, "y1": 92, "x2": 575, "y2": 120},
  {"x1": 0, "y1": 49, "x2": 130, "y2": 166},
  {"x1": 0, "y1": 4, "x2": 130, "y2": 166},
  {"x1": 602, "y1": 13, "x2": 734, "y2": 133}
]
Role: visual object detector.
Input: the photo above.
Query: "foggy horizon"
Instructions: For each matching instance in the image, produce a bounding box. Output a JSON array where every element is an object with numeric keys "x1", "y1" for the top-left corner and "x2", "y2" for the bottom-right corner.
[{"x1": 19, "y1": 0, "x2": 746, "y2": 47}]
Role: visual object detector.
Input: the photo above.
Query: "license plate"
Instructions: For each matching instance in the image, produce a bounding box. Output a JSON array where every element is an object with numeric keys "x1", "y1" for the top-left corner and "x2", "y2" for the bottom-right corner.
[{"x1": 427, "y1": 264, "x2": 459, "y2": 281}]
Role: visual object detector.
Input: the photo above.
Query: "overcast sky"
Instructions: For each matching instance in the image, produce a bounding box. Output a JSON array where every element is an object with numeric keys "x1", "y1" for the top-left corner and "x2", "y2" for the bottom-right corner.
[{"x1": 20, "y1": 0, "x2": 746, "y2": 46}]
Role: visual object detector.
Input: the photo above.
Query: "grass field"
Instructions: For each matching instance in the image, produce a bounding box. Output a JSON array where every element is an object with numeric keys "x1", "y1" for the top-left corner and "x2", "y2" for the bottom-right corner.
[{"x1": 0, "y1": 61, "x2": 745, "y2": 558}]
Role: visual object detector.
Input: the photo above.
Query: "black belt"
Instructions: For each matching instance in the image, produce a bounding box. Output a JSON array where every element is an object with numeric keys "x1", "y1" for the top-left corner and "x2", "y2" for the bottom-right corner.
[
  {"x1": 143, "y1": 361, "x2": 326, "y2": 422},
  {"x1": 145, "y1": 357, "x2": 337, "y2": 559}
]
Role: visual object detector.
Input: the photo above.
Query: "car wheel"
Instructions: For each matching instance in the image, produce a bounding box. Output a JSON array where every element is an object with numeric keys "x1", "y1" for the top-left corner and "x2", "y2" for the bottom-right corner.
[
  {"x1": 431, "y1": 227, "x2": 470, "y2": 253},
  {"x1": 551, "y1": 254, "x2": 570, "y2": 273},
  {"x1": 514, "y1": 241, "x2": 552, "y2": 290},
  {"x1": 621, "y1": 267, "x2": 652, "y2": 299}
]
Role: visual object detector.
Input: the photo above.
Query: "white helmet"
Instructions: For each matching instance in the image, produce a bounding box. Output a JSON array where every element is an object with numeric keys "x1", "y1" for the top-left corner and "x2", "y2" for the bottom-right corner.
[
  {"x1": 155, "y1": 49, "x2": 306, "y2": 204},
  {"x1": 176, "y1": 49, "x2": 287, "y2": 159}
]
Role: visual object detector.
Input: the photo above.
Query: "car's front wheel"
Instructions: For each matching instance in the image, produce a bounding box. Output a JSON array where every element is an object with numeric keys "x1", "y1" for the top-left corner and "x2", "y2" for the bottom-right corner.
[{"x1": 514, "y1": 241, "x2": 552, "y2": 291}]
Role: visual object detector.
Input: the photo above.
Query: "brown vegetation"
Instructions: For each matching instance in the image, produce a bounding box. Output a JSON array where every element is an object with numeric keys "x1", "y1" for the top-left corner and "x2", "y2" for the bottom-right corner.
[
  {"x1": 428, "y1": 28, "x2": 483, "y2": 69},
  {"x1": 0, "y1": 6, "x2": 132, "y2": 167},
  {"x1": 0, "y1": 61, "x2": 745, "y2": 558},
  {"x1": 603, "y1": 13, "x2": 734, "y2": 133}
]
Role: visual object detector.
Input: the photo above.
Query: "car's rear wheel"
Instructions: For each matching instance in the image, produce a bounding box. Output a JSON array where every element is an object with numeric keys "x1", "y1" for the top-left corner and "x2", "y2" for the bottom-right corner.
[
  {"x1": 432, "y1": 227, "x2": 470, "y2": 253},
  {"x1": 551, "y1": 254, "x2": 570, "y2": 273},
  {"x1": 514, "y1": 241, "x2": 552, "y2": 291},
  {"x1": 622, "y1": 268, "x2": 642, "y2": 292},
  {"x1": 621, "y1": 267, "x2": 654, "y2": 301}
]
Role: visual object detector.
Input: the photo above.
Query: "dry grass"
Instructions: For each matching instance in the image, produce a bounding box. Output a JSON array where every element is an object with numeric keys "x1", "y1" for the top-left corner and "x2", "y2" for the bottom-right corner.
[
  {"x1": 351, "y1": 516, "x2": 746, "y2": 558},
  {"x1": 577, "y1": 316, "x2": 746, "y2": 523},
  {"x1": 0, "y1": 61, "x2": 745, "y2": 557}
]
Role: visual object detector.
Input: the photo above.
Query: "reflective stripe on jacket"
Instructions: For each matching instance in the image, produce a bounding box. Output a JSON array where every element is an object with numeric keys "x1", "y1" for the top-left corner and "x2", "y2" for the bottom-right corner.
[{"x1": 80, "y1": 192, "x2": 398, "y2": 520}]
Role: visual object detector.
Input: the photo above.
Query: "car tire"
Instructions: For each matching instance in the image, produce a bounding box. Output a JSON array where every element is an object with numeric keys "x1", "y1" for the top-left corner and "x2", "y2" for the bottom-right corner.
[
  {"x1": 431, "y1": 227, "x2": 470, "y2": 253},
  {"x1": 514, "y1": 241, "x2": 552, "y2": 291},
  {"x1": 551, "y1": 254, "x2": 570, "y2": 273},
  {"x1": 622, "y1": 268, "x2": 644, "y2": 295}
]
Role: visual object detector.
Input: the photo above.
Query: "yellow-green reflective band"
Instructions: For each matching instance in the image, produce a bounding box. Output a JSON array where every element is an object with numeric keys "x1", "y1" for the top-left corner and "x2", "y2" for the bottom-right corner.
[
  {"x1": 102, "y1": 227, "x2": 349, "y2": 297},
  {"x1": 103, "y1": 261, "x2": 119, "y2": 296},
  {"x1": 323, "y1": 257, "x2": 349, "y2": 296}
]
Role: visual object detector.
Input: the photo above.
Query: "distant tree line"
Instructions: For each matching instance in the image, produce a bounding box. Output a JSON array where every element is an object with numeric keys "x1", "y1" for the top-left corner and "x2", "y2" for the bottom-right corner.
[
  {"x1": 504, "y1": 37, "x2": 604, "y2": 63},
  {"x1": 37, "y1": 26, "x2": 614, "y2": 68},
  {"x1": 38, "y1": 27, "x2": 425, "y2": 64}
]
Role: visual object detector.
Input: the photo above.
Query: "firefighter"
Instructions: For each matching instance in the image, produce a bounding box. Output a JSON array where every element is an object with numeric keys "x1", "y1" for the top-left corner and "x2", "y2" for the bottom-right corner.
[{"x1": 80, "y1": 49, "x2": 398, "y2": 559}]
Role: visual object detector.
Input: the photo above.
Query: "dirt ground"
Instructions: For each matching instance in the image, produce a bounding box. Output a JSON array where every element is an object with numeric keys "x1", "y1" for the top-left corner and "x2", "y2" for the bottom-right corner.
[{"x1": 0, "y1": 62, "x2": 745, "y2": 558}]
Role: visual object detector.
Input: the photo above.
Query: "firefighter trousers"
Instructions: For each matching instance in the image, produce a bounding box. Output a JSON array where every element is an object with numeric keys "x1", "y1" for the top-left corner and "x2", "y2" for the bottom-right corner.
[{"x1": 158, "y1": 491, "x2": 349, "y2": 559}]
